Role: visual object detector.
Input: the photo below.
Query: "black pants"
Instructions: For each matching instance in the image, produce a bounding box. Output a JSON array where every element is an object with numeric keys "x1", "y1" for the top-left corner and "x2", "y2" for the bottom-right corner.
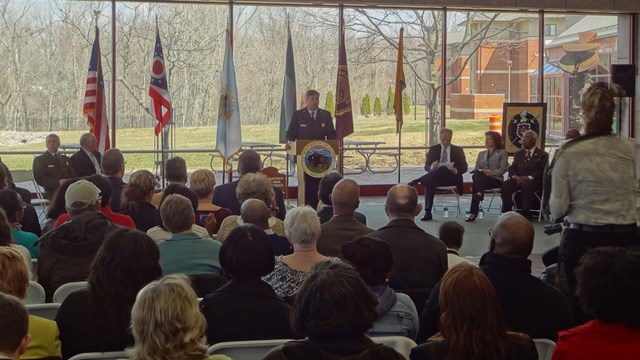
[
  {"x1": 416, "y1": 167, "x2": 457, "y2": 215},
  {"x1": 470, "y1": 172, "x2": 502, "y2": 214},
  {"x1": 501, "y1": 178, "x2": 542, "y2": 218},
  {"x1": 304, "y1": 173, "x2": 320, "y2": 209},
  {"x1": 561, "y1": 227, "x2": 638, "y2": 323}
]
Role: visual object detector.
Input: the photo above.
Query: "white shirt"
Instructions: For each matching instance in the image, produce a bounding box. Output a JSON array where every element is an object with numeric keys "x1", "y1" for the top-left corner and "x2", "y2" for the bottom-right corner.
[{"x1": 83, "y1": 148, "x2": 102, "y2": 174}]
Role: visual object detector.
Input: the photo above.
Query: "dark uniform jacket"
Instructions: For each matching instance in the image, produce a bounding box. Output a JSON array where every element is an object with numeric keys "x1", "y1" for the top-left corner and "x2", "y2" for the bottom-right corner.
[
  {"x1": 285, "y1": 107, "x2": 337, "y2": 141},
  {"x1": 32, "y1": 151, "x2": 75, "y2": 197}
]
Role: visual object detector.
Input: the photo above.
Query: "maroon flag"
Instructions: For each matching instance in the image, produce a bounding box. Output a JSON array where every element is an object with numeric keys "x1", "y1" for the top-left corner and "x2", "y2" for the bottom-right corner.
[
  {"x1": 149, "y1": 23, "x2": 171, "y2": 135},
  {"x1": 335, "y1": 8, "x2": 353, "y2": 139},
  {"x1": 83, "y1": 26, "x2": 110, "y2": 153}
]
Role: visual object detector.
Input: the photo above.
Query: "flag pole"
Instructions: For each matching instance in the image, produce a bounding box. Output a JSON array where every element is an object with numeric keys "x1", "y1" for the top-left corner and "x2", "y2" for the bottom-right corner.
[
  {"x1": 338, "y1": 5, "x2": 344, "y2": 176},
  {"x1": 110, "y1": 0, "x2": 117, "y2": 148},
  {"x1": 226, "y1": 1, "x2": 234, "y2": 184}
]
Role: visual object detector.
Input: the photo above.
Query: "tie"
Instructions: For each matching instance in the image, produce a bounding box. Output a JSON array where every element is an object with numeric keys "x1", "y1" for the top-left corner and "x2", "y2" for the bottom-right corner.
[
  {"x1": 525, "y1": 150, "x2": 531, "y2": 164},
  {"x1": 441, "y1": 147, "x2": 448, "y2": 163},
  {"x1": 311, "y1": 111, "x2": 316, "y2": 120}
]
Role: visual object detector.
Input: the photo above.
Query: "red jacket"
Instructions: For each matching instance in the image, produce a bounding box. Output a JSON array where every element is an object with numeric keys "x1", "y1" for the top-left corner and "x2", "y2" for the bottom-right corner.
[{"x1": 552, "y1": 320, "x2": 640, "y2": 360}]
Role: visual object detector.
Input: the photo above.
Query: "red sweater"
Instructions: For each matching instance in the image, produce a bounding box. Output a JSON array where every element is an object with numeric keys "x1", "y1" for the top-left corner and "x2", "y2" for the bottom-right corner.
[{"x1": 54, "y1": 208, "x2": 136, "y2": 230}]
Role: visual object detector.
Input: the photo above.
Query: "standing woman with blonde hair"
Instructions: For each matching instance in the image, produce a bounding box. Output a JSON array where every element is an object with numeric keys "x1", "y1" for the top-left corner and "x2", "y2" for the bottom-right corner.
[
  {"x1": 127, "y1": 274, "x2": 230, "y2": 360},
  {"x1": 550, "y1": 82, "x2": 638, "y2": 321},
  {"x1": 410, "y1": 263, "x2": 537, "y2": 360}
]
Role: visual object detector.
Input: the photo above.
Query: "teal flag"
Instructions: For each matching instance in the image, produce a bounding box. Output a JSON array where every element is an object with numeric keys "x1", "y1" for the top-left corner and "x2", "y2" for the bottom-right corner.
[
  {"x1": 279, "y1": 23, "x2": 297, "y2": 143},
  {"x1": 215, "y1": 19, "x2": 242, "y2": 174}
]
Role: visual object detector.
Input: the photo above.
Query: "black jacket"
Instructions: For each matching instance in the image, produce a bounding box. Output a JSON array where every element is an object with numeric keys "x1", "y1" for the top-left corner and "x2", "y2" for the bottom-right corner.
[
  {"x1": 418, "y1": 252, "x2": 573, "y2": 343},
  {"x1": 285, "y1": 107, "x2": 337, "y2": 142},
  {"x1": 200, "y1": 277, "x2": 296, "y2": 345},
  {"x1": 508, "y1": 147, "x2": 549, "y2": 180},
  {"x1": 37, "y1": 212, "x2": 117, "y2": 301},
  {"x1": 70, "y1": 149, "x2": 102, "y2": 177},
  {"x1": 32, "y1": 151, "x2": 76, "y2": 197},
  {"x1": 424, "y1": 144, "x2": 468, "y2": 194}
]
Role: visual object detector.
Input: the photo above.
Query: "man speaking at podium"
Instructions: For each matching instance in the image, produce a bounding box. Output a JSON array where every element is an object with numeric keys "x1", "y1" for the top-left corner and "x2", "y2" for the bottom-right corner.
[{"x1": 285, "y1": 89, "x2": 337, "y2": 209}]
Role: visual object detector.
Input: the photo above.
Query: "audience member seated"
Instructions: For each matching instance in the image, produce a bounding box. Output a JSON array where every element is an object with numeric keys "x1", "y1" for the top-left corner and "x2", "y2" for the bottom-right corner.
[
  {"x1": 54, "y1": 174, "x2": 136, "y2": 229},
  {"x1": 200, "y1": 225, "x2": 296, "y2": 344},
  {"x1": 189, "y1": 169, "x2": 232, "y2": 234},
  {"x1": 120, "y1": 169, "x2": 158, "y2": 232},
  {"x1": 0, "y1": 292, "x2": 32, "y2": 360},
  {"x1": 37, "y1": 180, "x2": 118, "y2": 301},
  {"x1": 0, "y1": 208, "x2": 34, "y2": 279},
  {"x1": 342, "y1": 236, "x2": 419, "y2": 340},
  {"x1": 418, "y1": 212, "x2": 572, "y2": 343},
  {"x1": 43, "y1": 177, "x2": 83, "y2": 233},
  {"x1": 32, "y1": 133, "x2": 75, "y2": 200},
  {"x1": 127, "y1": 274, "x2": 230, "y2": 360},
  {"x1": 410, "y1": 263, "x2": 538, "y2": 360},
  {"x1": 0, "y1": 166, "x2": 41, "y2": 236},
  {"x1": 466, "y1": 130, "x2": 508, "y2": 222},
  {"x1": 151, "y1": 156, "x2": 188, "y2": 208},
  {"x1": 100, "y1": 148, "x2": 127, "y2": 212},
  {"x1": 552, "y1": 247, "x2": 640, "y2": 359},
  {"x1": 408, "y1": 128, "x2": 468, "y2": 221},
  {"x1": 438, "y1": 221, "x2": 473, "y2": 269},
  {"x1": 217, "y1": 173, "x2": 285, "y2": 242},
  {"x1": 317, "y1": 179, "x2": 374, "y2": 258},
  {"x1": 263, "y1": 206, "x2": 340, "y2": 299},
  {"x1": 240, "y1": 199, "x2": 292, "y2": 256},
  {"x1": 70, "y1": 133, "x2": 102, "y2": 177},
  {"x1": 316, "y1": 172, "x2": 367, "y2": 225},
  {"x1": 0, "y1": 247, "x2": 61, "y2": 360},
  {"x1": 501, "y1": 130, "x2": 549, "y2": 220},
  {"x1": 369, "y1": 184, "x2": 447, "y2": 313},
  {"x1": 0, "y1": 156, "x2": 32, "y2": 204},
  {"x1": 263, "y1": 261, "x2": 405, "y2": 360},
  {"x1": 212, "y1": 149, "x2": 286, "y2": 220},
  {"x1": 146, "y1": 183, "x2": 213, "y2": 242},
  {"x1": 0, "y1": 189, "x2": 39, "y2": 258},
  {"x1": 55, "y1": 228, "x2": 161, "y2": 359},
  {"x1": 157, "y1": 194, "x2": 222, "y2": 276}
]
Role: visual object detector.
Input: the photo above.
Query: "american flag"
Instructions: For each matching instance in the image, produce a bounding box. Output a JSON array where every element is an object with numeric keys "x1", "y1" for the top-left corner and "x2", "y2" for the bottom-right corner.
[
  {"x1": 149, "y1": 23, "x2": 171, "y2": 135},
  {"x1": 83, "y1": 26, "x2": 110, "y2": 153}
]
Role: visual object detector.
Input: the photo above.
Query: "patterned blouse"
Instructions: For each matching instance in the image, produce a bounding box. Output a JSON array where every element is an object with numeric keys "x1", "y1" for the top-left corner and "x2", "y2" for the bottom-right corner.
[{"x1": 263, "y1": 255, "x2": 341, "y2": 298}]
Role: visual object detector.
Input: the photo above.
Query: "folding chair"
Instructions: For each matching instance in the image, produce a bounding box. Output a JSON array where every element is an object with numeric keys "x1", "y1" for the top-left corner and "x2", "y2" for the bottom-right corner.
[
  {"x1": 10, "y1": 169, "x2": 49, "y2": 221},
  {"x1": 207, "y1": 339, "x2": 292, "y2": 359},
  {"x1": 433, "y1": 186, "x2": 462, "y2": 217},
  {"x1": 26, "y1": 303, "x2": 61, "y2": 320},
  {"x1": 533, "y1": 338, "x2": 556, "y2": 360},
  {"x1": 53, "y1": 281, "x2": 88, "y2": 303},
  {"x1": 25, "y1": 281, "x2": 46, "y2": 304}
]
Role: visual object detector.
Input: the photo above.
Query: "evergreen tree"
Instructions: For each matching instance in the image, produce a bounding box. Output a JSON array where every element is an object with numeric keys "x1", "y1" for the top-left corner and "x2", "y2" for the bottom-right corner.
[
  {"x1": 402, "y1": 92, "x2": 411, "y2": 115},
  {"x1": 325, "y1": 91, "x2": 335, "y2": 117},
  {"x1": 361, "y1": 94, "x2": 372, "y2": 117},
  {"x1": 385, "y1": 87, "x2": 394, "y2": 115},
  {"x1": 374, "y1": 97, "x2": 383, "y2": 116}
]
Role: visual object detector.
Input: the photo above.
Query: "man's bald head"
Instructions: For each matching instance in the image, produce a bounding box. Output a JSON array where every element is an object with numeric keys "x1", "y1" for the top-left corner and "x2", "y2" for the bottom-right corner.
[
  {"x1": 490, "y1": 211, "x2": 534, "y2": 259},
  {"x1": 240, "y1": 198, "x2": 270, "y2": 230},
  {"x1": 385, "y1": 184, "x2": 421, "y2": 219},
  {"x1": 331, "y1": 179, "x2": 360, "y2": 215}
]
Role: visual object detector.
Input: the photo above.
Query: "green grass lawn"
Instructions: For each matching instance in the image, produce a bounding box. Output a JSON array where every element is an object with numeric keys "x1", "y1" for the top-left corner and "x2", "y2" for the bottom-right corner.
[{"x1": 1, "y1": 108, "x2": 490, "y2": 173}]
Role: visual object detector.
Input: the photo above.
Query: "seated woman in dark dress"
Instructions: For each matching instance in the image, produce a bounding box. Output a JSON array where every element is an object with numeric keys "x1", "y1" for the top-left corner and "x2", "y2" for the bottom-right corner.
[
  {"x1": 410, "y1": 263, "x2": 537, "y2": 360},
  {"x1": 200, "y1": 224, "x2": 296, "y2": 344},
  {"x1": 56, "y1": 228, "x2": 162, "y2": 359},
  {"x1": 466, "y1": 131, "x2": 508, "y2": 222},
  {"x1": 263, "y1": 261, "x2": 405, "y2": 360},
  {"x1": 120, "y1": 170, "x2": 158, "y2": 232}
]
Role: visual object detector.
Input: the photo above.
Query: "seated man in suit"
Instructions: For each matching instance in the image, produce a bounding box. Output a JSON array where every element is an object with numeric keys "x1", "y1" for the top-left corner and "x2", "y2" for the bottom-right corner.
[
  {"x1": 240, "y1": 198, "x2": 292, "y2": 256},
  {"x1": 212, "y1": 150, "x2": 286, "y2": 220},
  {"x1": 409, "y1": 128, "x2": 468, "y2": 221},
  {"x1": 501, "y1": 130, "x2": 549, "y2": 220},
  {"x1": 32, "y1": 133, "x2": 75, "y2": 199},
  {"x1": 70, "y1": 133, "x2": 102, "y2": 177}
]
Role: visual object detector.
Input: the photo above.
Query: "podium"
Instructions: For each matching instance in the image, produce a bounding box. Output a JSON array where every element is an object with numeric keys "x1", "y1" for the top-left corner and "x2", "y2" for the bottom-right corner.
[{"x1": 288, "y1": 139, "x2": 339, "y2": 206}]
